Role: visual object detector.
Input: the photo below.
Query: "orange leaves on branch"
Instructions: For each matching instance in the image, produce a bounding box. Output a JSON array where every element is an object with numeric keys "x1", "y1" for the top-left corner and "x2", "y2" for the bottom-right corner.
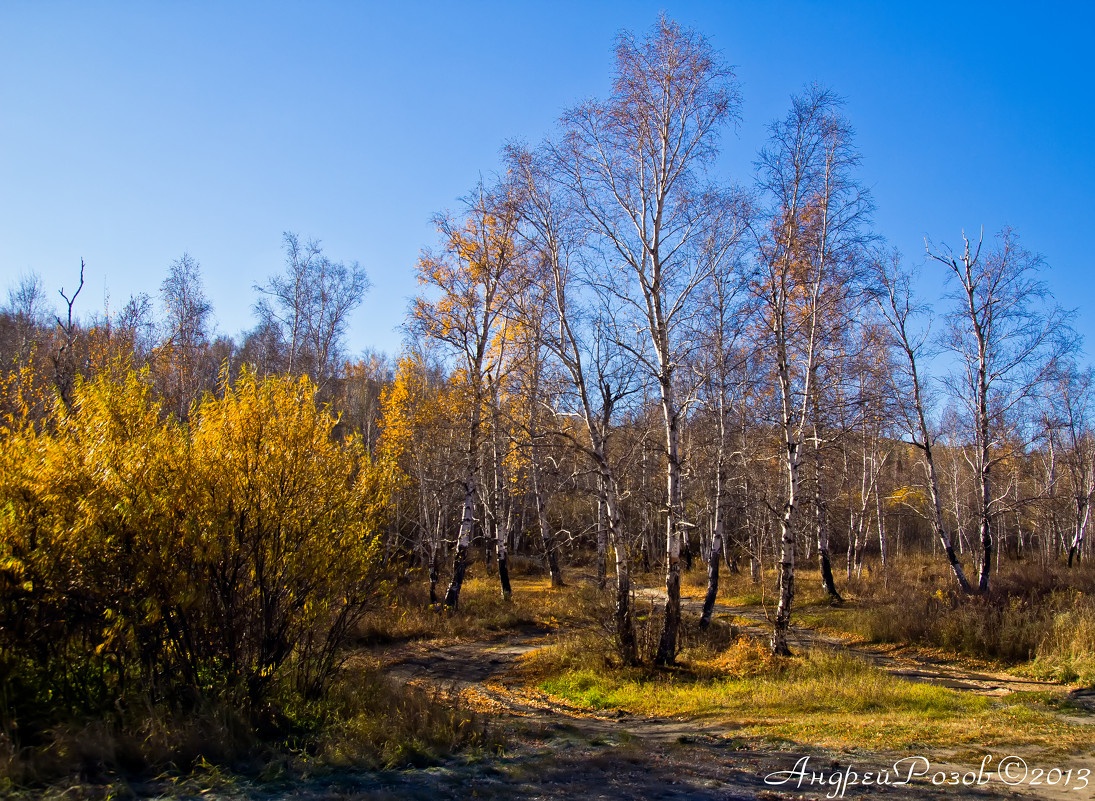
[{"x1": 410, "y1": 187, "x2": 531, "y2": 382}]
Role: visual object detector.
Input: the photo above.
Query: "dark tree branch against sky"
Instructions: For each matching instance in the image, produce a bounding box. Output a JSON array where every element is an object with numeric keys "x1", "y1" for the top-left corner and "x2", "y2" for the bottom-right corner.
[{"x1": 1, "y1": 2, "x2": 1092, "y2": 358}]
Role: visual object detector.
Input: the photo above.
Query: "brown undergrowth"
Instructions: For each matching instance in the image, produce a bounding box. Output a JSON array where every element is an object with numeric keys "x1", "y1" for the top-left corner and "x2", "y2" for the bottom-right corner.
[
  {"x1": 352, "y1": 566, "x2": 613, "y2": 646},
  {"x1": 782, "y1": 557, "x2": 1095, "y2": 684},
  {"x1": 0, "y1": 657, "x2": 495, "y2": 796}
]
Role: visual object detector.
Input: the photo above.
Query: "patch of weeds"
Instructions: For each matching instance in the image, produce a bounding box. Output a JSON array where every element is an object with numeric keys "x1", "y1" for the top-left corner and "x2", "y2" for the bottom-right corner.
[
  {"x1": 517, "y1": 630, "x2": 619, "y2": 680},
  {"x1": 725, "y1": 590, "x2": 765, "y2": 606},
  {"x1": 1004, "y1": 690, "x2": 1086, "y2": 712},
  {"x1": 314, "y1": 660, "x2": 502, "y2": 770},
  {"x1": 687, "y1": 636, "x2": 781, "y2": 680}
]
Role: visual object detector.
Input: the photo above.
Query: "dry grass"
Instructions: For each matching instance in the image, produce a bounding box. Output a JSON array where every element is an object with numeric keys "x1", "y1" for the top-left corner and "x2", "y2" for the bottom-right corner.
[
  {"x1": 530, "y1": 636, "x2": 1095, "y2": 753},
  {"x1": 352, "y1": 570, "x2": 613, "y2": 646},
  {"x1": 750, "y1": 557, "x2": 1095, "y2": 678},
  {"x1": 1024, "y1": 598, "x2": 1095, "y2": 684},
  {"x1": 678, "y1": 561, "x2": 833, "y2": 609},
  {"x1": 311, "y1": 658, "x2": 500, "y2": 770},
  {"x1": 0, "y1": 704, "x2": 257, "y2": 793},
  {"x1": 0, "y1": 657, "x2": 497, "y2": 796},
  {"x1": 516, "y1": 559, "x2": 1095, "y2": 753}
]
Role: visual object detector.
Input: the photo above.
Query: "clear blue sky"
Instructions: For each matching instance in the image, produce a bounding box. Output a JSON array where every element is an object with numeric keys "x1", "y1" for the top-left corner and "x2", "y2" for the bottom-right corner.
[{"x1": 2, "y1": 1, "x2": 1093, "y2": 360}]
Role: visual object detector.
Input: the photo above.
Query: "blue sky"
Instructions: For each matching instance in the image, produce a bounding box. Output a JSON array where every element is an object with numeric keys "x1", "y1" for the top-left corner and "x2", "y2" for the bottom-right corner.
[{"x1": 2, "y1": 1, "x2": 1093, "y2": 360}]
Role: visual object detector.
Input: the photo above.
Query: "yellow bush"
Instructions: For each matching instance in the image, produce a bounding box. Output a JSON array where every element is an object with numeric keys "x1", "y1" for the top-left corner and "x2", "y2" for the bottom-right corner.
[
  {"x1": 190, "y1": 369, "x2": 389, "y2": 702},
  {"x1": 0, "y1": 365, "x2": 390, "y2": 736}
]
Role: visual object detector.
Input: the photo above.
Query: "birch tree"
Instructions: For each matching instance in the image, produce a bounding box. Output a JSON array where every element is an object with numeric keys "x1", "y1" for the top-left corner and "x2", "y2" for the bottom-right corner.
[
  {"x1": 483, "y1": 325, "x2": 518, "y2": 600},
  {"x1": 839, "y1": 323, "x2": 894, "y2": 581},
  {"x1": 160, "y1": 253, "x2": 213, "y2": 419},
  {"x1": 508, "y1": 265, "x2": 566, "y2": 587},
  {"x1": 872, "y1": 253, "x2": 973, "y2": 591},
  {"x1": 4, "y1": 272, "x2": 52, "y2": 364},
  {"x1": 254, "y1": 233, "x2": 369, "y2": 391},
  {"x1": 509, "y1": 142, "x2": 641, "y2": 663},
  {"x1": 752, "y1": 86, "x2": 871, "y2": 654},
  {"x1": 696, "y1": 255, "x2": 749, "y2": 627},
  {"x1": 929, "y1": 228, "x2": 1074, "y2": 591},
  {"x1": 557, "y1": 16, "x2": 744, "y2": 665},
  {"x1": 411, "y1": 184, "x2": 527, "y2": 609},
  {"x1": 1045, "y1": 363, "x2": 1095, "y2": 566}
]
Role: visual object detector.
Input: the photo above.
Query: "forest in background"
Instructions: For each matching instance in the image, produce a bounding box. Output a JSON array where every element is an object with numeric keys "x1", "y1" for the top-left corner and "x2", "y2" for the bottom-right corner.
[{"x1": 2, "y1": 14, "x2": 1094, "y2": 790}]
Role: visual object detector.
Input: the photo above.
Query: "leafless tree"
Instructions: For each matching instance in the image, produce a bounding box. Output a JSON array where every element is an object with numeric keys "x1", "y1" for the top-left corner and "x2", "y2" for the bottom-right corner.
[
  {"x1": 1062, "y1": 372, "x2": 1095, "y2": 566},
  {"x1": 694, "y1": 249, "x2": 750, "y2": 627},
  {"x1": 254, "y1": 232, "x2": 370, "y2": 390},
  {"x1": 238, "y1": 318, "x2": 286, "y2": 378},
  {"x1": 51, "y1": 260, "x2": 86, "y2": 408},
  {"x1": 556, "y1": 15, "x2": 745, "y2": 665},
  {"x1": 509, "y1": 141, "x2": 643, "y2": 663},
  {"x1": 504, "y1": 250, "x2": 566, "y2": 588},
  {"x1": 161, "y1": 254, "x2": 212, "y2": 355},
  {"x1": 160, "y1": 253, "x2": 213, "y2": 417},
  {"x1": 929, "y1": 228, "x2": 1076, "y2": 591},
  {"x1": 114, "y1": 292, "x2": 157, "y2": 359},
  {"x1": 871, "y1": 252, "x2": 973, "y2": 591},
  {"x1": 4, "y1": 272, "x2": 53, "y2": 363},
  {"x1": 1040, "y1": 363, "x2": 1094, "y2": 566}
]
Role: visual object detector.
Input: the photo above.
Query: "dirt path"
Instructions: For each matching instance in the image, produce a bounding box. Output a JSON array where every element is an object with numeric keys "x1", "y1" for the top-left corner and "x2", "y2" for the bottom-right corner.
[
  {"x1": 384, "y1": 587, "x2": 1071, "y2": 700},
  {"x1": 162, "y1": 588, "x2": 1092, "y2": 800},
  {"x1": 364, "y1": 594, "x2": 1094, "y2": 801},
  {"x1": 369, "y1": 638, "x2": 1028, "y2": 801}
]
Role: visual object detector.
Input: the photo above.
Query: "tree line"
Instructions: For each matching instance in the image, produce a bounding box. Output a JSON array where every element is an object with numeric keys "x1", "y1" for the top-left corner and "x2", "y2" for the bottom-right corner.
[
  {"x1": 399, "y1": 16, "x2": 1082, "y2": 663},
  {"x1": 1, "y1": 17, "x2": 1090, "y2": 693}
]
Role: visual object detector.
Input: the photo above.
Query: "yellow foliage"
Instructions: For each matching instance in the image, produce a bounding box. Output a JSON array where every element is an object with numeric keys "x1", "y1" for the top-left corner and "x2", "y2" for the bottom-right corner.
[
  {"x1": 0, "y1": 363, "x2": 390, "y2": 719},
  {"x1": 888, "y1": 485, "x2": 927, "y2": 509}
]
